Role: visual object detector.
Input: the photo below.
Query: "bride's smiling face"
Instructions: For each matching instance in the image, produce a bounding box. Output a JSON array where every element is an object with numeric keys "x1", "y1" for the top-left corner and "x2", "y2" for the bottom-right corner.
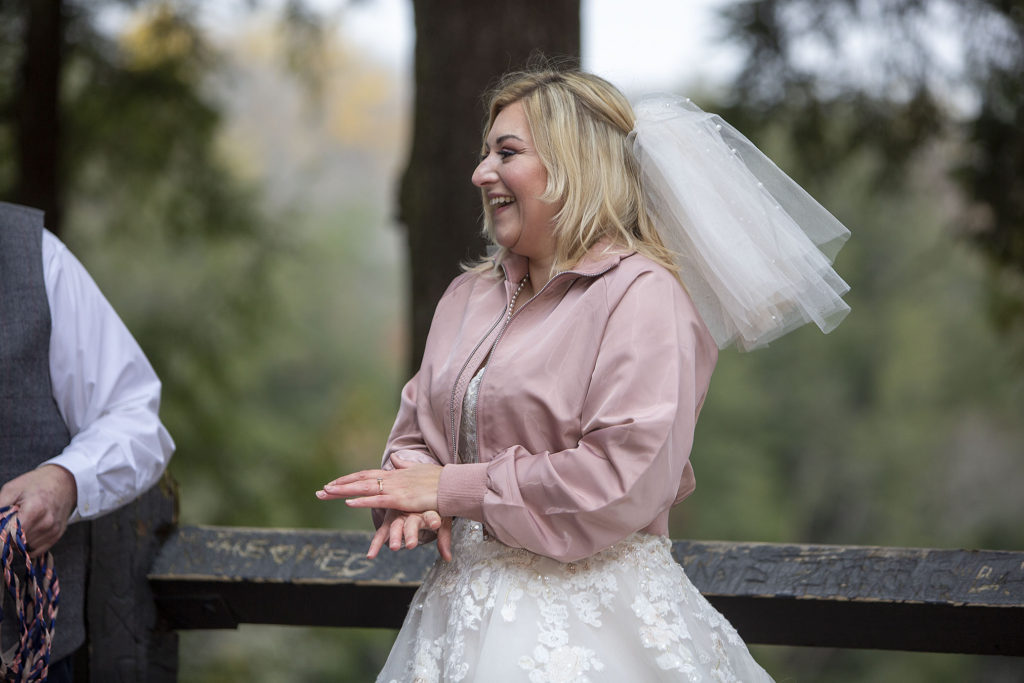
[{"x1": 472, "y1": 101, "x2": 560, "y2": 266}]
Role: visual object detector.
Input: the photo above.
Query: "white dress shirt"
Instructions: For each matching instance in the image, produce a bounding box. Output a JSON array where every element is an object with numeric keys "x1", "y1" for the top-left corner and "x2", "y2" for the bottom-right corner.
[{"x1": 40, "y1": 229, "x2": 174, "y2": 521}]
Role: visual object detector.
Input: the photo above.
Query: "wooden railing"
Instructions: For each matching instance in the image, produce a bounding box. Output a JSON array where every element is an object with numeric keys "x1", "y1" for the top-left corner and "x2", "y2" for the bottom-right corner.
[{"x1": 78, "y1": 484, "x2": 1024, "y2": 681}]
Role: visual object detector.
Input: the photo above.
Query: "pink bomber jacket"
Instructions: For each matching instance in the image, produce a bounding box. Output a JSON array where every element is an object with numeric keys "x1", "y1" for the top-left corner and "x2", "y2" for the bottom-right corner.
[{"x1": 377, "y1": 242, "x2": 718, "y2": 562}]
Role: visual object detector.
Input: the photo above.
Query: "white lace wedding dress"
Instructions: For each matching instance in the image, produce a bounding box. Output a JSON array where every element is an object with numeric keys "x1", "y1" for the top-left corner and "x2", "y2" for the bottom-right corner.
[{"x1": 377, "y1": 369, "x2": 774, "y2": 682}]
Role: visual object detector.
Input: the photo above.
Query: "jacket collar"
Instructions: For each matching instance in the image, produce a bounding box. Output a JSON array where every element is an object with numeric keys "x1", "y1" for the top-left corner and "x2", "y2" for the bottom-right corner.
[{"x1": 501, "y1": 239, "x2": 634, "y2": 284}]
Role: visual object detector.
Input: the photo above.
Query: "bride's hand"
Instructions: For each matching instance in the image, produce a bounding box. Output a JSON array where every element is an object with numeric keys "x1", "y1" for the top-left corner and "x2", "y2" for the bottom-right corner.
[
  {"x1": 368, "y1": 509, "x2": 453, "y2": 562},
  {"x1": 316, "y1": 455, "x2": 441, "y2": 513}
]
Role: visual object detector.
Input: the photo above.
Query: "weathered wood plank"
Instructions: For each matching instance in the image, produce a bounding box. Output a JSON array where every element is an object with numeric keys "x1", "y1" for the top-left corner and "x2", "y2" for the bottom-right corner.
[
  {"x1": 671, "y1": 541, "x2": 1024, "y2": 607},
  {"x1": 670, "y1": 540, "x2": 1024, "y2": 655},
  {"x1": 149, "y1": 526, "x2": 434, "y2": 630},
  {"x1": 148, "y1": 526, "x2": 1024, "y2": 656}
]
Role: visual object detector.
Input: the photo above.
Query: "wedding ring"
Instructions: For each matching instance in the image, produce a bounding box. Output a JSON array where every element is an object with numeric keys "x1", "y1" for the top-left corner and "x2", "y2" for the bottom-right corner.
[{"x1": 376, "y1": 477, "x2": 384, "y2": 495}]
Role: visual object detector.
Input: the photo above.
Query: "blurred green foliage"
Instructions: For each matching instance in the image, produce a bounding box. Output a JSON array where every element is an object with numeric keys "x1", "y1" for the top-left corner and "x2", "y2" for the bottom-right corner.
[
  {"x1": 2, "y1": 1, "x2": 1023, "y2": 681},
  {"x1": 3, "y1": 2, "x2": 406, "y2": 679},
  {"x1": 720, "y1": 0, "x2": 1024, "y2": 357}
]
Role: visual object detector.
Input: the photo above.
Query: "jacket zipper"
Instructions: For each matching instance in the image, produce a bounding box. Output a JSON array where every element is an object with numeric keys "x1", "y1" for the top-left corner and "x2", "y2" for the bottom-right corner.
[
  {"x1": 449, "y1": 307, "x2": 504, "y2": 461},
  {"x1": 456, "y1": 262, "x2": 619, "y2": 462}
]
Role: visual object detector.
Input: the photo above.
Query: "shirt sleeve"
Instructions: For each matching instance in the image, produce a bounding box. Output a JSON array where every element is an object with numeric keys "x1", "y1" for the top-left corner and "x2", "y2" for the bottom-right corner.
[
  {"x1": 438, "y1": 270, "x2": 716, "y2": 562},
  {"x1": 41, "y1": 230, "x2": 175, "y2": 521}
]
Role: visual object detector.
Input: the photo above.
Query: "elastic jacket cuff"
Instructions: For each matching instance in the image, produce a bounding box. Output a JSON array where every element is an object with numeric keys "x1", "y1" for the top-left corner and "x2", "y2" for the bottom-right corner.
[{"x1": 437, "y1": 462, "x2": 489, "y2": 520}]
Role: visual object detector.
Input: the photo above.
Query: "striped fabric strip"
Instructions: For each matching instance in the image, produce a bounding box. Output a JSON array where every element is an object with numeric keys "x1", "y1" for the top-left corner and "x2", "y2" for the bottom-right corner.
[{"x1": 0, "y1": 507, "x2": 59, "y2": 683}]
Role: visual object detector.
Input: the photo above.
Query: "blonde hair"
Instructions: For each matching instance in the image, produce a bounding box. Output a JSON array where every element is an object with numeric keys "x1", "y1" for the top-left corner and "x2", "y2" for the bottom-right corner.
[{"x1": 471, "y1": 68, "x2": 679, "y2": 278}]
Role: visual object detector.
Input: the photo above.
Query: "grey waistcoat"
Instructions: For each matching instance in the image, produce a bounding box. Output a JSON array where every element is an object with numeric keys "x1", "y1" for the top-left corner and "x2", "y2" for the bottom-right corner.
[{"x1": 0, "y1": 202, "x2": 87, "y2": 661}]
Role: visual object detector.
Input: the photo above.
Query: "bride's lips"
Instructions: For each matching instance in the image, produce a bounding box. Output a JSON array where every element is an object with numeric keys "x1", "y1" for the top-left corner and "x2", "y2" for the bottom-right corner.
[{"x1": 489, "y1": 194, "x2": 515, "y2": 215}]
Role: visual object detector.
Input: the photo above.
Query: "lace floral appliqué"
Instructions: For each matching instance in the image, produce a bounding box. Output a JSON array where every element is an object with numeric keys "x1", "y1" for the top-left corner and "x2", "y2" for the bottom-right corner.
[{"x1": 378, "y1": 520, "x2": 773, "y2": 682}]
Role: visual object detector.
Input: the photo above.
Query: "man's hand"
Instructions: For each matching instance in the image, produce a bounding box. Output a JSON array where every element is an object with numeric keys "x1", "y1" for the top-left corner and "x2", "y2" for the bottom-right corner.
[{"x1": 0, "y1": 465, "x2": 77, "y2": 557}]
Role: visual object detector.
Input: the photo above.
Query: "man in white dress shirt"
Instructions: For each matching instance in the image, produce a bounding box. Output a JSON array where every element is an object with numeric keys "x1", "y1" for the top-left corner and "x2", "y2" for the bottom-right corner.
[{"x1": 0, "y1": 201, "x2": 174, "y2": 681}]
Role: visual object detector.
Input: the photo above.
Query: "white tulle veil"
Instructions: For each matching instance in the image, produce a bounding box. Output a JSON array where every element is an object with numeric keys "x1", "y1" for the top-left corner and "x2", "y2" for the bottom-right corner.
[{"x1": 630, "y1": 94, "x2": 851, "y2": 351}]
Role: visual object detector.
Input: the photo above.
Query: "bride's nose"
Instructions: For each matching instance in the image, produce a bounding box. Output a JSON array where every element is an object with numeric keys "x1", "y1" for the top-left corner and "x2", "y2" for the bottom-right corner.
[{"x1": 472, "y1": 156, "x2": 497, "y2": 187}]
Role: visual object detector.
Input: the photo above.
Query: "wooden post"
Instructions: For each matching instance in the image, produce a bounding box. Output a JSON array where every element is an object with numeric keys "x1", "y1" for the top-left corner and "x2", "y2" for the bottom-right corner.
[
  {"x1": 86, "y1": 474, "x2": 179, "y2": 682},
  {"x1": 13, "y1": 0, "x2": 64, "y2": 234}
]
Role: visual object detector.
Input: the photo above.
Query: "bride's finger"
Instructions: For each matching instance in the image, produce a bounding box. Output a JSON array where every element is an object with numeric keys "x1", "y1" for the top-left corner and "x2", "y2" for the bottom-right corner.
[
  {"x1": 391, "y1": 455, "x2": 414, "y2": 469},
  {"x1": 403, "y1": 514, "x2": 423, "y2": 550},
  {"x1": 437, "y1": 517, "x2": 453, "y2": 562},
  {"x1": 422, "y1": 510, "x2": 442, "y2": 530},
  {"x1": 367, "y1": 521, "x2": 391, "y2": 559},
  {"x1": 323, "y1": 470, "x2": 387, "y2": 488},
  {"x1": 323, "y1": 474, "x2": 388, "y2": 500},
  {"x1": 388, "y1": 515, "x2": 405, "y2": 551}
]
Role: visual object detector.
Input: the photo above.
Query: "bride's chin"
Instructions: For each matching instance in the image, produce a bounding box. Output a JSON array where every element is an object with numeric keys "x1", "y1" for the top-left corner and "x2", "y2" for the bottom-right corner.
[{"x1": 494, "y1": 229, "x2": 519, "y2": 250}]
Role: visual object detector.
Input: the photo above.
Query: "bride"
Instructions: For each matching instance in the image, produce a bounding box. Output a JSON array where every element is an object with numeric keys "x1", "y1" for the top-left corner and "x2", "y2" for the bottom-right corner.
[{"x1": 317, "y1": 67, "x2": 849, "y2": 682}]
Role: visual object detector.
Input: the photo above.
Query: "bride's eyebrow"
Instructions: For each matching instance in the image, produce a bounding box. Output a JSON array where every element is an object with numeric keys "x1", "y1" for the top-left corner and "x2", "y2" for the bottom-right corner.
[{"x1": 495, "y1": 134, "x2": 524, "y2": 145}]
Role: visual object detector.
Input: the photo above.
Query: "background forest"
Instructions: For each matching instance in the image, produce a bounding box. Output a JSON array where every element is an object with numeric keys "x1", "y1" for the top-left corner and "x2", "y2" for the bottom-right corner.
[{"x1": 2, "y1": 0, "x2": 1023, "y2": 681}]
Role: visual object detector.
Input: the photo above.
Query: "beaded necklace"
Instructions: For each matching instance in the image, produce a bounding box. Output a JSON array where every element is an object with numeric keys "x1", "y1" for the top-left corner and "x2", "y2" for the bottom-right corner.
[{"x1": 506, "y1": 273, "x2": 530, "y2": 322}]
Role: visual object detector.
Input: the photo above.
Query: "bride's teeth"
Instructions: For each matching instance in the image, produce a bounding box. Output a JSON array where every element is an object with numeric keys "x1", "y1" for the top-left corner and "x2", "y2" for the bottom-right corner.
[{"x1": 490, "y1": 196, "x2": 514, "y2": 207}]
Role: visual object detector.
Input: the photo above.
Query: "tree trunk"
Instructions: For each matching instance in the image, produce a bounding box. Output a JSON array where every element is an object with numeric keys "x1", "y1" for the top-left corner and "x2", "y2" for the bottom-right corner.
[
  {"x1": 14, "y1": 0, "x2": 63, "y2": 235},
  {"x1": 399, "y1": 0, "x2": 581, "y2": 373}
]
